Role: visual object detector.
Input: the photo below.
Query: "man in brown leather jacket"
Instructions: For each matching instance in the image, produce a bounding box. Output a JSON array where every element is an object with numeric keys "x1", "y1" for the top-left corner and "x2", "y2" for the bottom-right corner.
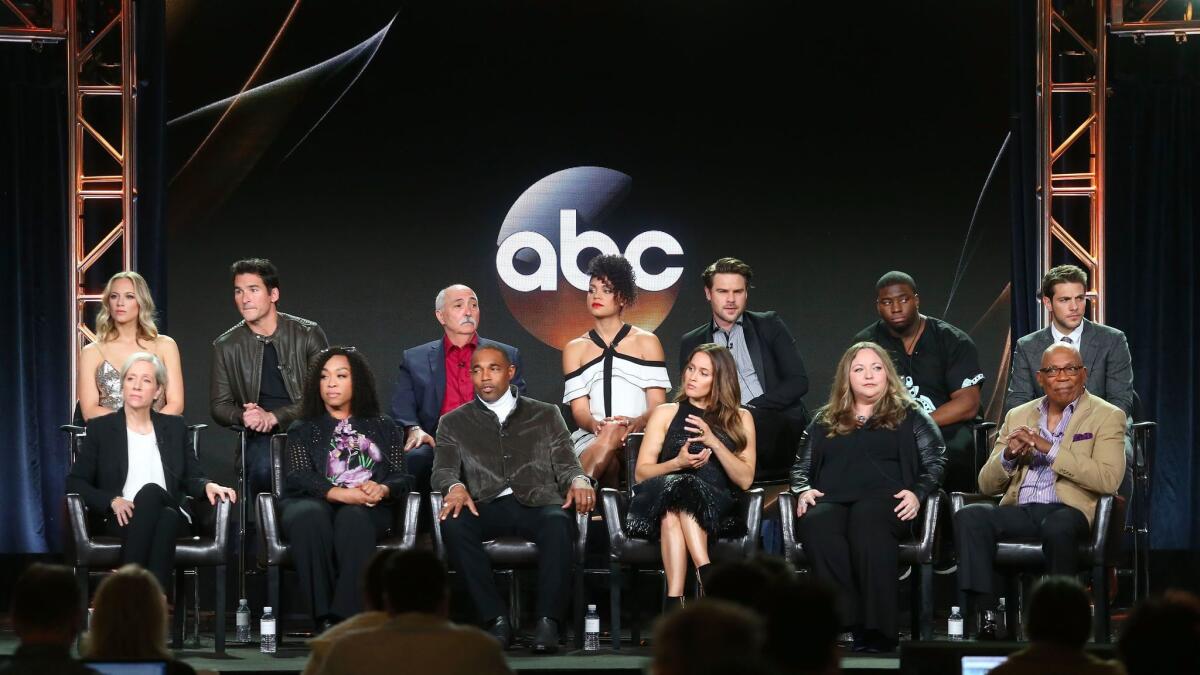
[{"x1": 210, "y1": 258, "x2": 328, "y2": 499}]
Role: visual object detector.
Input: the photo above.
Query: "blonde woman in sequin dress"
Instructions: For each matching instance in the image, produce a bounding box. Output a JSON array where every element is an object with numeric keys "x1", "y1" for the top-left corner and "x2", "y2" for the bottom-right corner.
[{"x1": 77, "y1": 271, "x2": 184, "y2": 421}]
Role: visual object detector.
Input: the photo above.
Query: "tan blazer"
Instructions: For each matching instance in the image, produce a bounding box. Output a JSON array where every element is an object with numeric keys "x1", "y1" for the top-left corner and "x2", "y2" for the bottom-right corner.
[
  {"x1": 979, "y1": 390, "x2": 1126, "y2": 527},
  {"x1": 990, "y1": 643, "x2": 1126, "y2": 675},
  {"x1": 315, "y1": 612, "x2": 512, "y2": 675}
]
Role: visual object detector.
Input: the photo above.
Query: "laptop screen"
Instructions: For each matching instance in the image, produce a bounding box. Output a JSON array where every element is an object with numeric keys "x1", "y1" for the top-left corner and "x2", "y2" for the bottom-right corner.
[
  {"x1": 961, "y1": 654, "x2": 1008, "y2": 675},
  {"x1": 85, "y1": 661, "x2": 168, "y2": 675}
]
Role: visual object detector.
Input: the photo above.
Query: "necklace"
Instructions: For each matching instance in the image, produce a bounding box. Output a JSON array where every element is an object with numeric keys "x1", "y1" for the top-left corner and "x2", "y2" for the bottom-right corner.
[{"x1": 902, "y1": 316, "x2": 926, "y2": 355}]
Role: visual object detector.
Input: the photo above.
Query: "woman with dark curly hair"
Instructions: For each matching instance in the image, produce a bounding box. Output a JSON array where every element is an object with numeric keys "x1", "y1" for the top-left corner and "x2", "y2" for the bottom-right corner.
[
  {"x1": 562, "y1": 254, "x2": 671, "y2": 487},
  {"x1": 790, "y1": 341, "x2": 945, "y2": 653},
  {"x1": 281, "y1": 346, "x2": 412, "y2": 631},
  {"x1": 626, "y1": 344, "x2": 756, "y2": 608}
]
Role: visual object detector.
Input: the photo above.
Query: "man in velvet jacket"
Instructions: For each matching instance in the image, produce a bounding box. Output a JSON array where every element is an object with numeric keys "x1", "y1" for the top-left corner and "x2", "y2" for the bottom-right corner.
[
  {"x1": 680, "y1": 258, "x2": 809, "y2": 480},
  {"x1": 390, "y1": 284, "x2": 526, "y2": 493}
]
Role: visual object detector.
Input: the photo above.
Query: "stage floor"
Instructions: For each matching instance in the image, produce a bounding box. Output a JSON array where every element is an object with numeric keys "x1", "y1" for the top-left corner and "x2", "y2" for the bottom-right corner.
[{"x1": 0, "y1": 632, "x2": 902, "y2": 674}]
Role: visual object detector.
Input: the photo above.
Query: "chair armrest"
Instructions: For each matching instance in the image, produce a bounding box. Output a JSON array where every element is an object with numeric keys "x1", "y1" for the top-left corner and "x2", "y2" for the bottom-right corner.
[
  {"x1": 914, "y1": 490, "x2": 943, "y2": 563},
  {"x1": 778, "y1": 492, "x2": 797, "y2": 555},
  {"x1": 429, "y1": 492, "x2": 445, "y2": 559},
  {"x1": 394, "y1": 492, "x2": 421, "y2": 550},
  {"x1": 574, "y1": 511, "x2": 590, "y2": 564},
  {"x1": 212, "y1": 496, "x2": 232, "y2": 553},
  {"x1": 949, "y1": 492, "x2": 999, "y2": 514},
  {"x1": 60, "y1": 424, "x2": 86, "y2": 434},
  {"x1": 187, "y1": 424, "x2": 208, "y2": 432},
  {"x1": 65, "y1": 494, "x2": 92, "y2": 566},
  {"x1": 1091, "y1": 494, "x2": 1122, "y2": 563},
  {"x1": 1131, "y1": 421, "x2": 1155, "y2": 475},
  {"x1": 256, "y1": 492, "x2": 284, "y2": 568},
  {"x1": 599, "y1": 488, "x2": 630, "y2": 559},
  {"x1": 737, "y1": 488, "x2": 765, "y2": 555}
]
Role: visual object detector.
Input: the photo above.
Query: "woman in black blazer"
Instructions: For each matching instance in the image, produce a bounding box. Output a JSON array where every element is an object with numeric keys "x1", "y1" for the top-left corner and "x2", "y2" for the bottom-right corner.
[
  {"x1": 66, "y1": 352, "x2": 236, "y2": 590},
  {"x1": 282, "y1": 347, "x2": 411, "y2": 630}
]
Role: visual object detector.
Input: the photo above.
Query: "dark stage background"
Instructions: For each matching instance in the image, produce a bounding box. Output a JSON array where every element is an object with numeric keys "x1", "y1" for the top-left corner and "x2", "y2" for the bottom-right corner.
[{"x1": 163, "y1": 1, "x2": 1015, "y2": 498}]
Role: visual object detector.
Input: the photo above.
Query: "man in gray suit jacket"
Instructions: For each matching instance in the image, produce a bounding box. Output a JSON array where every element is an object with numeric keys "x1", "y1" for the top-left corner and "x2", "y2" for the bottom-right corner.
[{"x1": 1005, "y1": 264, "x2": 1134, "y2": 490}]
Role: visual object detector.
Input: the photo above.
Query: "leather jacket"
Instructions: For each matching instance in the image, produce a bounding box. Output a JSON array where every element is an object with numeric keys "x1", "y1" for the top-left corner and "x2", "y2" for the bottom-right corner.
[
  {"x1": 209, "y1": 312, "x2": 328, "y2": 431},
  {"x1": 789, "y1": 406, "x2": 946, "y2": 502}
]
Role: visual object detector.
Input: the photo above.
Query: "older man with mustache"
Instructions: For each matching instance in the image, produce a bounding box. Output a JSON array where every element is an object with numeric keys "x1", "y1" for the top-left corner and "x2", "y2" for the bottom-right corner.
[{"x1": 390, "y1": 284, "x2": 526, "y2": 495}]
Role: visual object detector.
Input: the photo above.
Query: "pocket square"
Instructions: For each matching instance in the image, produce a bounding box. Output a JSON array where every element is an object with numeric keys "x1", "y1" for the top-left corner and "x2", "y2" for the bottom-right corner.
[{"x1": 1072, "y1": 432, "x2": 1094, "y2": 442}]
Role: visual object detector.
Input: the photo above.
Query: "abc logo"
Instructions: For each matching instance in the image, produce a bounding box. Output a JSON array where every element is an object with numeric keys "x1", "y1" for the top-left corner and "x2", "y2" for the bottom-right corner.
[{"x1": 495, "y1": 166, "x2": 684, "y2": 349}]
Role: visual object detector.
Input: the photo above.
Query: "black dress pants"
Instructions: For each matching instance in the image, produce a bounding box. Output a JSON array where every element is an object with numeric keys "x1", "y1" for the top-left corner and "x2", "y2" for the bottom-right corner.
[
  {"x1": 280, "y1": 498, "x2": 392, "y2": 620},
  {"x1": 954, "y1": 501, "x2": 1090, "y2": 604},
  {"x1": 439, "y1": 495, "x2": 574, "y2": 623},
  {"x1": 797, "y1": 496, "x2": 912, "y2": 638},
  {"x1": 104, "y1": 483, "x2": 185, "y2": 591},
  {"x1": 748, "y1": 406, "x2": 805, "y2": 482}
]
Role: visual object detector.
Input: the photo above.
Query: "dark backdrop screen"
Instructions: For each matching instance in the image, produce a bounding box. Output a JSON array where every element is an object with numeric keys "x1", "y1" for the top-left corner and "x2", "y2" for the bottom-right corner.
[{"x1": 165, "y1": 1, "x2": 1012, "y2": 483}]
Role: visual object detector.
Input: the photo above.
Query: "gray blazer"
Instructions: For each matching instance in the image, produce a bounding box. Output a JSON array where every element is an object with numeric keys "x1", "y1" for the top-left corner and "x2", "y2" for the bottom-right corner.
[{"x1": 1004, "y1": 318, "x2": 1134, "y2": 420}]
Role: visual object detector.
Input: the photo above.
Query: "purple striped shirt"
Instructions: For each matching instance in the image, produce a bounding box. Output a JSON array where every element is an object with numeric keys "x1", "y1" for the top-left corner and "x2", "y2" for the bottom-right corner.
[{"x1": 1001, "y1": 397, "x2": 1079, "y2": 505}]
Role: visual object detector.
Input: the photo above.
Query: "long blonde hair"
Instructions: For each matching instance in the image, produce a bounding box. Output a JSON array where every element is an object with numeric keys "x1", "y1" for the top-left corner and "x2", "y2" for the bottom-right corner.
[
  {"x1": 818, "y1": 341, "x2": 915, "y2": 437},
  {"x1": 85, "y1": 564, "x2": 171, "y2": 660},
  {"x1": 675, "y1": 343, "x2": 748, "y2": 452},
  {"x1": 95, "y1": 271, "x2": 159, "y2": 344}
]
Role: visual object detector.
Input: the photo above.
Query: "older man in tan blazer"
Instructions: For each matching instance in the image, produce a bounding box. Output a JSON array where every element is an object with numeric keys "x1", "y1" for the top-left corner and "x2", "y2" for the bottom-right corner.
[{"x1": 954, "y1": 342, "x2": 1126, "y2": 619}]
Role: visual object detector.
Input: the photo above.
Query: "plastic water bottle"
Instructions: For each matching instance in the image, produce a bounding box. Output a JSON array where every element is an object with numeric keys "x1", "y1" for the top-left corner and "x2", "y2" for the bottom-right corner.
[
  {"x1": 584, "y1": 604, "x2": 600, "y2": 651},
  {"x1": 948, "y1": 606, "x2": 965, "y2": 641},
  {"x1": 235, "y1": 599, "x2": 251, "y2": 643},
  {"x1": 260, "y1": 606, "x2": 276, "y2": 654}
]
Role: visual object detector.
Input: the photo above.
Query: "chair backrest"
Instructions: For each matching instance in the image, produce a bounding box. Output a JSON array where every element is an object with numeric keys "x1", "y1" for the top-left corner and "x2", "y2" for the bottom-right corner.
[
  {"x1": 624, "y1": 433, "x2": 644, "y2": 497},
  {"x1": 269, "y1": 433, "x2": 287, "y2": 499}
]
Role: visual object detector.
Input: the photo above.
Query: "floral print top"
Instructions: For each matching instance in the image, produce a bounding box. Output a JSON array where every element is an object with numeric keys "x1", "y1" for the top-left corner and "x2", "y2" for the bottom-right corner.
[{"x1": 283, "y1": 414, "x2": 412, "y2": 500}]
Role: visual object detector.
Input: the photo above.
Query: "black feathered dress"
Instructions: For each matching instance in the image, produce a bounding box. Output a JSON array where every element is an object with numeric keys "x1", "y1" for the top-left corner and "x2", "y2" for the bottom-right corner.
[{"x1": 626, "y1": 401, "x2": 745, "y2": 538}]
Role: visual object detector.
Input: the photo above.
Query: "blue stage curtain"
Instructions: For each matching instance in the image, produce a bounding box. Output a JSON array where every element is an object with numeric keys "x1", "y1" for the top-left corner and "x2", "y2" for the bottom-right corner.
[
  {"x1": 0, "y1": 42, "x2": 72, "y2": 553},
  {"x1": 1106, "y1": 37, "x2": 1200, "y2": 550}
]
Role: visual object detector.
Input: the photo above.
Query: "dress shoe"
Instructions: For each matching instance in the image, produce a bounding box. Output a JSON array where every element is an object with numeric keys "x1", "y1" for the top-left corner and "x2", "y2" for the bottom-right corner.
[
  {"x1": 484, "y1": 616, "x2": 513, "y2": 648},
  {"x1": 316, "y1": 615, "x2": 341, "y2": 635},
  {"x1": 531, "y1": 616, "x2": 560, "y2": 654}
]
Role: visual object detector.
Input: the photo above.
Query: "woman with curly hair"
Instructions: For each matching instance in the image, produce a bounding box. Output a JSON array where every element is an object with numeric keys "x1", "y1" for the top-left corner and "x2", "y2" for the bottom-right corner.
[
  {"x1": 78, "y1": 271, "x2": 184, "y2": 420},
  {"x1": 789, "y1": 341, "x2": 946, "y2": 653},
  {"x1": 562, "y1": 254, "x2": 670, "y2": 487},
  {"x1": 626, "y1": 343, "x2": 756, "y2": 608},
  {"x1": 281, "y1": 347, "x2": 412, "y2": 632}
]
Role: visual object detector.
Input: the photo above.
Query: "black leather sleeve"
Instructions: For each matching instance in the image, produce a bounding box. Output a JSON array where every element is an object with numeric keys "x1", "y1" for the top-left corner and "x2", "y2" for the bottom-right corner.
[
  {"x1": 911, "y1": 409, "x2": 947, "y2": 501},
  {"x1": 788, "y1": 422, "x2": 818, "y2": 494}
]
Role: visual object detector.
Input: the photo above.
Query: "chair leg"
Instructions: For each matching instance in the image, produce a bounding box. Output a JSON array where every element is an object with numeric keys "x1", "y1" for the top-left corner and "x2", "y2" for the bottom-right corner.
[
  {"x1": 573, "y1": 564, "x2": 585, "y2": 649},
  {"x1": 609, "y1": 562, "x2": 622, "y2": 650},
  {"x1": 191, "y1": 568, "x2": 201, "y2": 648},
  {"x1": 267, "y1": 565, "x2": 281, "y2": 633},
  {"x1": 75, "y1": 568, "x2": 89, "y2": 652},
  {"x1": 214, "y1": 565, "x2": 227, "y2": 654},
  {"x1": 172, "y1": 570, "x2": 185, "y2": 650},
  {"x1": 1004, "y1": 574, "x2": 1022, "y2": 640},
  {"x1": 630, "y1": 569, "x2": 641, "y2": 647},
  {"x1": 1094, "y1": 565, "x2": 1111, "y2": 643},
  {"x1": 917, "y1": 563, "x2": 933, "y2": 641},
  {"x1": 505, "y1": 570, "x2": 519, "y2": 634}
]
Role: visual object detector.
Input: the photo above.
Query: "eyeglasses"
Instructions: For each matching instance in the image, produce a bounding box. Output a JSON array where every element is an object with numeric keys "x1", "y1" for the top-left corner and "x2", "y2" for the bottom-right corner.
[
  {"x1": 877, "y1": 296, "x2": 912, "y2": 308},
  {"x1": 1038, "y1": 365, "x2": 1084, "y2": 377}
]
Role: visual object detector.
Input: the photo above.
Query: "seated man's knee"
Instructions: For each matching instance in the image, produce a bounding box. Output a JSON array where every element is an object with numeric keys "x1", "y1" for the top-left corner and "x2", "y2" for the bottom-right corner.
[
  {"x1": 1041, "y1": 507, "x2": 1088, "y2": 540},
  {"x1": 954, "y1": 502, "x2": 992, "y2": 529}
]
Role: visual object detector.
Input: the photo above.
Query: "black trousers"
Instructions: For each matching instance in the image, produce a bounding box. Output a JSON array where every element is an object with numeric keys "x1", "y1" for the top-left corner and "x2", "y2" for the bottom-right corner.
[
  {"x1": 797, "y1": 496, "x2": 912, "y2": 638},
  {"x1": 406, "y1": 443, "x2": 435, "y2": 495},
  {"x1": 104, "y1": 483, "x2": 185, "y2": 591},
  {"x1": 280, "y1": 498, "x2": 392, "y2": 620},
  {"x1": 440, "y1": 496, "x2": 575, "y2": 623},
  {"x1": 940, "y1": 424, "x2": 977, "y2": 495},
  {"x1": 954, "y1": 501, "x2": 1090, "y2": 603},
  {"x1": 748, "y1": 406, "x2": 805, "y2": 482}
]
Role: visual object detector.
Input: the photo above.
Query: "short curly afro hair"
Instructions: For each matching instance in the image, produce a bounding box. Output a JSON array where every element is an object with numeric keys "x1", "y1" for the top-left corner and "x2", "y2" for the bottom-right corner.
[{"x1": 586, "y1": 254, "x2": 638, "y2": 308}]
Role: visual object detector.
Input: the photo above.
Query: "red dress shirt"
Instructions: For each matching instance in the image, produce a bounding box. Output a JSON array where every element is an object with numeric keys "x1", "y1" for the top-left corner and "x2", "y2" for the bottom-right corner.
[{"x1": 440, "y1": 334, "x2": 478, "y2": 416}]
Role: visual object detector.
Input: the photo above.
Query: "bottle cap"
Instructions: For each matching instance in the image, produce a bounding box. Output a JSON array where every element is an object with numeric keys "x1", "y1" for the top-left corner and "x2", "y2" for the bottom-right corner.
[
  {"x1": 239, "y1": 598, "x2": 247, "y2": 604},
  {"x1": 951, "y1": 606, "x2": 960, "y2": 612},
  {"x1": 263, "y1": 607, "x2": 272, "y2": 613},
  {"x1": 587, "y1": 604, "x2": 596, "y2": 611}
]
